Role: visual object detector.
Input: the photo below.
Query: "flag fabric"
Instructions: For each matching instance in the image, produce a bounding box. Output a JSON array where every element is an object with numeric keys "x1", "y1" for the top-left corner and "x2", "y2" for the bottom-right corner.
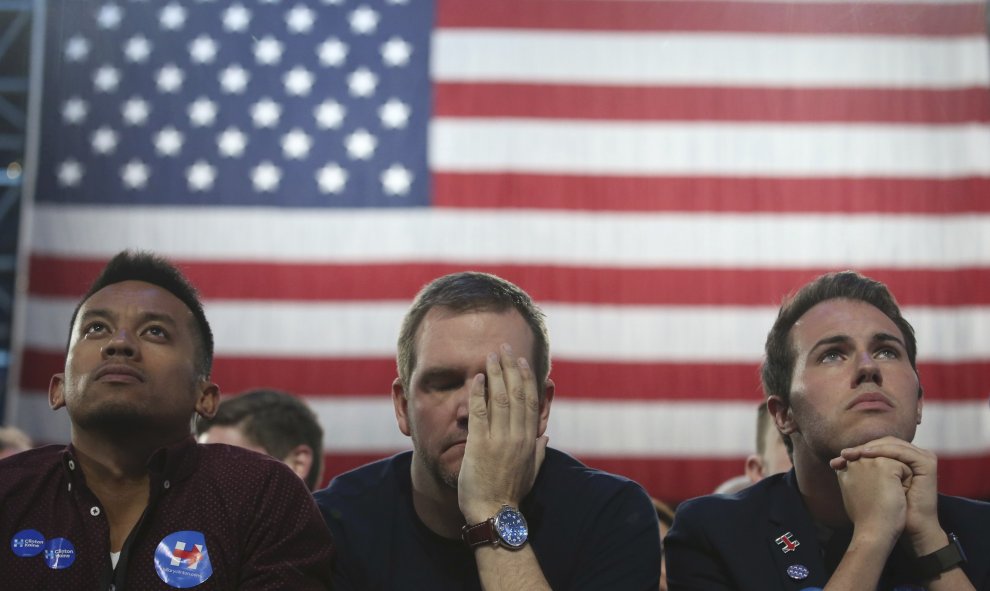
[{"x1": 10, "y1": 0, "x2": 990, "y2": 504}]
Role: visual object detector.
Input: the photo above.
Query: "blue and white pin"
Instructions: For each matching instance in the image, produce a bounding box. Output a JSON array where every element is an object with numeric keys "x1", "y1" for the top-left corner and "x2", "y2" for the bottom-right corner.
[{"x1": 787, "y1": 564, "x2": 810, "y2": 581}]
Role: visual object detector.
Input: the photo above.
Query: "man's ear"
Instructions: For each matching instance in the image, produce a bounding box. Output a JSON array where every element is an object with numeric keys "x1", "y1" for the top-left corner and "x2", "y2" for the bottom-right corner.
[
  {"x1": 49, "y1": 373, "x2": 66, "y2": 410},
  {"x1": 194, "y1": 380, "x2": 220, "y2": 420},
  {"x1": 538, "y1": 378, "x2": 555, "y2": 437},
  {"x1": 767, "y1": 396, "x2": 796, "y2": 436},
  {"x1": 392, "y1": 377, "x2": 411, "y2": 437},
  {"x1": 915, "y1": 391, "x2": 923, "y2": 425},
  {"x1": 282, "y1": 443, "x2": 315, "y2": 484},
  {"x1": 744, "y1": 454, "x2": 765, "y2": 483}
]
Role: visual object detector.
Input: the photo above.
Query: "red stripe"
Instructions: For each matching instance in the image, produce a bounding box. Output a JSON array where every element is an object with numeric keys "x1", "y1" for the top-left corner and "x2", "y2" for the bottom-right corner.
[
  {"x1": 20, "y1": 349, "x2": 990, "y2": 402},
  {"x1": 321, "y1": 453, "x2": 990, "y2": 504},
  {"x1": 29, "y1": 255, "x2": 990, "y2": 307},
  {"x1": 435, "y1": 84, "x2": 990, "y2": 124},
  {"x1": 434, "y1": 174, "x2": 990, "y2": 214},
  {"x1": 438, "y1": 0, "x2": 985, "y2": 36}
]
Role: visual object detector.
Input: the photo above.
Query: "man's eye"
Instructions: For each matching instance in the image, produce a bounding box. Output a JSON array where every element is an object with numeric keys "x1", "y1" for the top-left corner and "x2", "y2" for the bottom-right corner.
[
  {"x1": 876, "y1": 348, "x2": 898, "y2": 359},
  {"x1": 819, "y1": 350, "x2": 842, "y2": 363},
  {"x1": 145, "y1": 326, "x2": 167, "y2": 338},
  {"x1": 84, "y1": 322, "x2": 107, "y2": 335}
]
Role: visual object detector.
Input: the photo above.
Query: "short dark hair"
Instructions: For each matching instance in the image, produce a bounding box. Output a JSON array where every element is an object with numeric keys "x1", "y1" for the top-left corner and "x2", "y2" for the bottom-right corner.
[
  {"x1": 761, "y1": 271, "x2": 919, "y2": 451},
  {"x1": 396, "y1": 272, "x2": 551, "y2": 400},
  {"x1": 195, "y1": 389, "x2": 325, "y2": 490},
  {"x1": 69, "y1": 250, "x2": 214, "y2": 376}
]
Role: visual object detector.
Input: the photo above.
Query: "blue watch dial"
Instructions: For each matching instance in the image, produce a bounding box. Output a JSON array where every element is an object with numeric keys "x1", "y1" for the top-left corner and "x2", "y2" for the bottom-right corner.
[{"x1": 494, "y1": 506, "x2": 528, "y2": 548}]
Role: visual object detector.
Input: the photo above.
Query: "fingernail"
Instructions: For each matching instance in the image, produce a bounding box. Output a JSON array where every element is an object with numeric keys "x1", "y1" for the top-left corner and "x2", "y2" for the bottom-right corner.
[
  {"x1": 488, "y1": 352, "x2": 498, "y2": 363},
  {"x1": 501, "y1": 343, "x2": 512, "y2": 354},
  {"x1": 518, "y1": 358, "x2": 529, "y2": 369}
]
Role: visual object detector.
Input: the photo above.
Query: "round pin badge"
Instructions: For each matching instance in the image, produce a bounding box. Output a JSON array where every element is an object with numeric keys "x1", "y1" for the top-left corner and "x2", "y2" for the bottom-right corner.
[
  {"x1": 797, "y1": 588, "x2": 823, "y2": 591},
  {"x1": 43, "y1": 537, "x2": 76, "y2": 570},
  {"x1": 893, "y1": 586, "x2": 925, "y2": 591},
  {"x1": 787, "y1": 564, "x2": 810, "y2": 580},
  {"x1": 154, "y1": 531, "x2": 213, "y2": 588},
  {"x1": 10, "y1": 529, "x2": 46, "y2": 557}
]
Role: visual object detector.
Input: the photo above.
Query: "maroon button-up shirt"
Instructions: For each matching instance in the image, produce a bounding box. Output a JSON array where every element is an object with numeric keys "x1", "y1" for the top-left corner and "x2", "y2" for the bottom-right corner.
[{"x1": 1, "y1": 437, "x2": 334, "y2": 590}]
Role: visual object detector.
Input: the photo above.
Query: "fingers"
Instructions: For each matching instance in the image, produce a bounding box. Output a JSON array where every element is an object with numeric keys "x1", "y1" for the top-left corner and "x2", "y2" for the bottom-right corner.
[
  {"x1": 486, "y1": 350, "x2": 511, "y2": 437},
  {"x1": 468, "y1": 372, "x2": 490, "y2": 437},
  {"x1": 836, "y1": 436, "x2": 936, "y2": 477},
  {"x1": 485, "y1": 344, "x2": 540, "y2": 440}
]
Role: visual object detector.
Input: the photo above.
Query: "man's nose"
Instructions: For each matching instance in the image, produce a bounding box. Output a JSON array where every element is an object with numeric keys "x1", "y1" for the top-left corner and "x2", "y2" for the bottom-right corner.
[
  {"x1": 853, "y1": 350, "x2": 882, "y2": 387},
  {"x1": 102, "y1": 329, "x2": 137, "y2": 359}
]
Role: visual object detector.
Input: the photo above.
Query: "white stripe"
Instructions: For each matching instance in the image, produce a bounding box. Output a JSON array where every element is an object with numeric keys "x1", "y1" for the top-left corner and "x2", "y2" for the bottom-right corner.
[
  {"x1": 28, "y1": 206, "x2": 990, "y2": 268},
  {"x1": 433, "y1": 31, "x2": 990, "y2": 88},
  {"x1": 14, "y1": 393, "x2": 989, "y2": 456},
  {"x1": 24, "y1": 297, "x2": 990, "y2": 362},
  {"x1": 430, "y1": 120, "x2": 990, "y2": 177}
]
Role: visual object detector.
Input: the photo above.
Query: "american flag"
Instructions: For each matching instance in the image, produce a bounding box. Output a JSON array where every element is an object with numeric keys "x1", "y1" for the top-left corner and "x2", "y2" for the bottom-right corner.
[{"x1": 9, "y1": 0, "x2": 990, "y2": 503}]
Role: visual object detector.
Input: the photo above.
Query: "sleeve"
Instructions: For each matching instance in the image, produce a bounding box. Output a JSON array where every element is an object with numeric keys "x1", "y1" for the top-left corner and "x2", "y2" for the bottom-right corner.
[
  {"x1": 570, "y1": 481, "x2": 662, "y2": 591},
  {"x1": 238, "y1": 464, "x2": 335, "y2": 590},
  {"x1": 664, "y1": 497, "x2": 739, "y2": 591}
]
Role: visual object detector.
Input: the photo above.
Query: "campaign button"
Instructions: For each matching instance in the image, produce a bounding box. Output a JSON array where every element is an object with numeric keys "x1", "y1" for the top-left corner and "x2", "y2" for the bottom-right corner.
[
  {"x1": 155, "y1": 531, "x2": 213, "y2": 588},
  {"x1": 10, "y1": 529, "x2": 46, "y2": 557},
  {"x1": 43, "y1": 537, "x2": 76, "y2": 570},
  {"x1": 787, "y1": 564, "x2": 810, "y2": 580}
]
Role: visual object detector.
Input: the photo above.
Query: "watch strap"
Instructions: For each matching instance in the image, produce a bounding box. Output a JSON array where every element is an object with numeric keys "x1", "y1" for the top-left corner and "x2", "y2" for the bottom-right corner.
[
  {"x1": 913, "y1": 533, "x2": 966, "y2": 581},
  {"x1": 461, "y1": 518, "x2": 498, "y2": 548}
]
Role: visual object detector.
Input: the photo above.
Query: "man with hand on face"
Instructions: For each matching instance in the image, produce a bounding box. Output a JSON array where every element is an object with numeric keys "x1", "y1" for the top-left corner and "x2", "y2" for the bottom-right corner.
[
  {"x1": 315, "y1": 271, "x2": 660, "y2": 590},
  {"x1": 666, "y1": 271, "x2": 990, "y2": 591},
  {"x1": 0, "y1": 251, "x2": 334, "y2": 590}
]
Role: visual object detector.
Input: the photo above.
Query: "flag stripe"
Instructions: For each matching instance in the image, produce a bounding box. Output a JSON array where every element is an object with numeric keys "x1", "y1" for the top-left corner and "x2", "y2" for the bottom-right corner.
[{"x1": 437, "y1": 0, "x2": 986, "y2": 36}]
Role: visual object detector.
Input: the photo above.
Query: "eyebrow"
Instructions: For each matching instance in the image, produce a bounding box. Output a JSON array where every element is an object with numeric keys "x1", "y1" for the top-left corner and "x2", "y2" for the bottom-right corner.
[
  {"x1": 78, "y1": 308, "x2": 179, "y2": 328},
  {"x1": 810, "y1": 332, "x2": 906, "y2": 353}
]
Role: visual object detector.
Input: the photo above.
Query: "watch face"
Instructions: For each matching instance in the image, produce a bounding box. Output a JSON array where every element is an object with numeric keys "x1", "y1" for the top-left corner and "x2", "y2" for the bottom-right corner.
[{"x1": 494, "y1": 507, "x2": 528, "y2": 548}]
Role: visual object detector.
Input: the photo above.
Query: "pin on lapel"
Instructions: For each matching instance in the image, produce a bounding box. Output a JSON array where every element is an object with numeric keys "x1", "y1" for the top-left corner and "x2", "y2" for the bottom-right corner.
[{"x1": 775, "y1": 531, "x2": 800, "y2": 553}]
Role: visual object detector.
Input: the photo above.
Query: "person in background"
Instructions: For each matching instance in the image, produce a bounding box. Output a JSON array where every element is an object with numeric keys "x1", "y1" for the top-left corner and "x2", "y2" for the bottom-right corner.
[
  {"x1": 0, "y1": 425, "x2": 32, "y2": 459},
  {"x1": 196, "y1": 388, "x2": 325, "y2": 491},
  {"x1": 712, "y1": 403, "x2": 793, "y2": 495},
  {"x1": 653, "y1": 497, "x2": 675, "y2": 591}
]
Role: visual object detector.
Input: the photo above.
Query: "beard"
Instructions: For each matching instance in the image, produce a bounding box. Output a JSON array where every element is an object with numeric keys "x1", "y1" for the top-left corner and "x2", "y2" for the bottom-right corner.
[{"x1": 419, "y1": 448, "x2": 460, "y2": 490}]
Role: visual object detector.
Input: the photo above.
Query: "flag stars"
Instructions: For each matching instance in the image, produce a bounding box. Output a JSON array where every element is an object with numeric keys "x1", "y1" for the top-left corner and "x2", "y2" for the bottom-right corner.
[
  {"x1": 314, "y1": 99, "x2": 345, "y2": 129},
  {"x1": 219, "y1": 64, "x2": 250, "y2": 94},
  {"x1": 345, "y1": 129, "x2": 376, "y2": 160},
  {"x1": 251, "y1": 161, "x2": 282, "y2": 192},
  {"x1": 154, "y1": 126, "x2": 184, "y2": 156},
  {"x1": 121, "y1": 159, "x2": 150, "y2": 190},
  {"x1": 156, "y1": 64, "x2": 185, "y2": 93},
  {"x1": 189, "y1": 35, "x2": 219, "y2": 64},
  {"x1": 187, "y1": 160, "x2": 216, "y2": 191},
  {"x1": 92, "y1": 127, "x2": 119, "y2": 154},
  {"x1": 284, "y1": 67, "x2": 314, "y2": 96},
  {"x1": 159, "y1": 3, "x2": 187, "y2": 30},
  {"x1": 349, "y1": 6, "x2": 379, "y2": 35},
  {"x1": 254, "y1": 36, "x2": 284, "y2": 65},
  {"x1": 316, "y1": 162, "x2": 347, "y2": 194},
  {"x1": 217, "y1": 127, "x2": 247, "y2": 157},
  {"x1": 381, "y1": 37, "x2": 411, "y2": 67},
  {"x1": 281, "y1": 128, "x2": 312, "y2": 159},
  {"x1": 222, "y1": 3, "x2": 251, "y2": 32},
  {"x1": 121, "y1": 97, "x2": 150, "y2": 126},
  {"x1": 251, "y1": 98, "x2": 282, "y2": 128},
  {"x1": 93, "y1": 66, "x2": 121, "y2": 93},
  {"x1": 347, "y1": 67, "x2": 377, "y2": 98},
  {"x1": 96, "y1": 3, "x2": 123, "y2": 29},
  {"x1": 285, "y1": 4, "x2": 316, "y2": 34},
  {"x1": 188, "y1": 97, "x2": 218, "y2": 127},
  {"x1": 379, "y1": 99, "x2": 410, "y2": 129},
  {"x1": 123, "y1": 35, "x2": 152, "y2": 63},
  {"x1": 57, "y1": 160, "x2": 84, "y2": 187},
  {"x1": 317, "y1": 38, "x2": 347, "y2": 67},
  {"x1": 381, "y1": 164, "x2": 412, "y2": 196},
  {"x1": 64, "y1": 36, "x2": 90, "y2": 62},
  {"x1": 62, "y1": 98, "x2": 88, "y2": 124}
]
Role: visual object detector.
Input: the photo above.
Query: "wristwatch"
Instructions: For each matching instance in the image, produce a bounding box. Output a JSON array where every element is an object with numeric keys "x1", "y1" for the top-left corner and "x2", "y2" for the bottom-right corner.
[
  {"x1": 461, "y1": 504, "x2": 528, "y2": 550},
  {"x1": 913, "y1": 533, "x2": 967, "y2": 581}
]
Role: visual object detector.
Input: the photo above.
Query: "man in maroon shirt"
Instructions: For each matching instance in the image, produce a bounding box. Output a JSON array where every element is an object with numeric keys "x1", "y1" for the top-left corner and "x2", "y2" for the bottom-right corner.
[{"x1": 1, "y1": 250, "x2": 334, "y2": 590}]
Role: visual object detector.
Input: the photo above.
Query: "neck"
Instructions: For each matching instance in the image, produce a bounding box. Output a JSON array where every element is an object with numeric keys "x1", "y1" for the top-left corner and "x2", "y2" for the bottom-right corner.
[
  {"x1": 409, "y1": 454, "x2": 465, "y2": 539},
  {"x1": 792, "y1": 444, "x2": 850, "y2": 529}
]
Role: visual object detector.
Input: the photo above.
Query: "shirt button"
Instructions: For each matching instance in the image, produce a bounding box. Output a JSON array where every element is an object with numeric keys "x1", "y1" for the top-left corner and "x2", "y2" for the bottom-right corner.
[
  {"x1": 68, "y1": 460, "x2": 76, "y2": 470},
  {"x1": 163, "y1": 480, "x2": 171, "y2": 490},
  {"x1": 90, "y1": 506, "x2": 100, "y2": 517},
  {"x1": 67, "y1": 483, "x2": 72, "y2": 492}
]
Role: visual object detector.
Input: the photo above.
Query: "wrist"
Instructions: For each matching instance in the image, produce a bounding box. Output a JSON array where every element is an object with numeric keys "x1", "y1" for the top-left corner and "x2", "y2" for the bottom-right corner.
[
  {"x1": 908, "y1": 526, "x2": 949, "y2": 557},
  {"x1": 461, "y1": 501, "x2": 508, "y2": 525}
]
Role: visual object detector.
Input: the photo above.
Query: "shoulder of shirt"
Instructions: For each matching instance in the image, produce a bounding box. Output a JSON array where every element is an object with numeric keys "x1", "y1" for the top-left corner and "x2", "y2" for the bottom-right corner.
[
  {"x1": 675, "y1": 471, "x2": 785, "y2": 523},
  {"x1": 314, "y1": 450, "x2": 411, "y2": 503},
  {"x1": 531, "y1": 447, "x2": 652, "y2": 506},
  {"x1": 195, "y1": 442, "x2": 305, "y2": 485}
]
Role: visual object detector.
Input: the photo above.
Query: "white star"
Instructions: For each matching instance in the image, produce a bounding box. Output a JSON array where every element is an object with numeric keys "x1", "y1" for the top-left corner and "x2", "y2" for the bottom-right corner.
[
  {"x1": 96, "y1": 3, "x2": 123, "y2": 29},
  {"x1": 283, "y1": 66, "x2": 314, "y2": 96},
  {"x1": 251, "y1": 161, "x2": 282, "y2": 192},
  {"x1": 345, "y1": 129, "x2": 376, "y2": 160},
  {"x1": 187, "y1": 160, "x2": 216, "y2": 191},
  {"x1": 189, "y1": 35, "x2": 218, "y2": 64},
  {"x1": 123, "y1": 35, "x2": 152, "y2": 63},
  {"x1": 285, "y1": 4, "x2": 316, "y2": 33},
  {"x1": 188, "y1": 97, "x2": 218, "y2": 127},
  {"x1": 62, "y1": 98, "x2": 88, "y2": 124},
  {"x1": 217, "y1": 127, "x2": 247, "y2": 157},
  {"x1": 223, "y1": 3, "x2": 251, "y2": 32},
  {"x1": 250, "y1": 98, "x2": 281, "y2": 128},
  {"x1": 381, "y1": 37, "x2": 411, "y2": 67},
  {"x1": 121, "y1": 97, "x2": 150, "y2": 126},
  {"x1": 379, "y1": 98, "x2": 410, "y2": 129},
  {"x1": 347, "y1": 67, "x2": 377, "y2": 98},
  {"x1": 154, "y1": 126, "x2": 184, "y2": 156},
  {"x1": 159, "y1": 3, "x2": 187, "y2": 30},
  {"x1": 281, "y1": 128, "x2": 312, "y2": 159},
  {"x1": 65, "y1": 36, "x2": 90, "y2": 62},
  {"x1": 381, "y1": 164, "x2": 413, "y2": 196},
  {"x1": 317, "y1": 38, "x2": 347, "y2": 67},
  {"x1": 156, "y1": 64, "x2": 184, "y2": 93},
  {"x1": 121, "y1": 159, "x2": 150, "y2": 190},
  {"x1": 91, "y1": 127, "x2": 118, "y2": 154},
  {"x1": 314, "y1": 99, "x2": 345, "y2": 129},
  {"x1": 219, "y1": 64, "x2": 250, "y2": 94},
  {"x1": 316, "y1": 162, "x2": 347, "y2": 194},
  {"x1": 254, "y1": 36, "x2": 283, "y2": 65},
  {"x1": 349, "y1": 5, "x2": 379, "y2": 34},
  {"x1": 93, "y1": 66, "x2": 120, "y2": 93},
  {"x1": 57, "y1": 160, "x2": 84, "y2": 187}
]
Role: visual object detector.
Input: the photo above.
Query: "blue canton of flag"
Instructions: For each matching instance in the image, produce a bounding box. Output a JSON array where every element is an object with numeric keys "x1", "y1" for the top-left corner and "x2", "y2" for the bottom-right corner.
[{"x1": 37, "y1": 0, "x2": 433, "y2": 208}]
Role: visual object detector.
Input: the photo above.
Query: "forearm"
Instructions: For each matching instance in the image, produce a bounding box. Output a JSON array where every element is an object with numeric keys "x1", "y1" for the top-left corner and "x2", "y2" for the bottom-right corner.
[{"x1": 475, "y1": 545, "x2": 552, "y2": 591}]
